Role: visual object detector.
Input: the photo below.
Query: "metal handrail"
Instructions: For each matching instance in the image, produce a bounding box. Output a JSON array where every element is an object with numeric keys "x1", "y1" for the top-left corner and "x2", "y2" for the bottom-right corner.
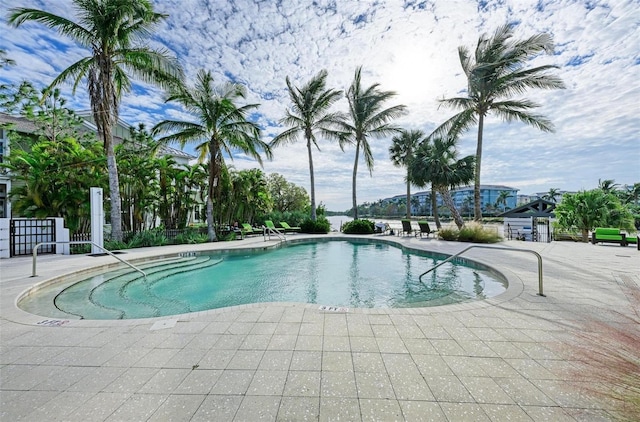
[
  {"x1": 263, "y1": 226, "x2": 286, "y2": 242},
  {"x1": 32, "y1": 241, "x2": 146, "y2": 278},
  {"x1": 418, "y1": 245, "x2": 545, "y2": 297}
]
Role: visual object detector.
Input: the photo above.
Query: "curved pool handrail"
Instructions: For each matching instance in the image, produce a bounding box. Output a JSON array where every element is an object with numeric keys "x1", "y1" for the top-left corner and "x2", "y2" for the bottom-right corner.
[
  {"x1": 263, "y1": 225, "x2": 286, "y2": 242},
  {"x1": 32, "y1": 241, "x2": 147, "y2": 278},
  {"x1": 418, "y1": 245, "x2": 545, "y2": 297}
]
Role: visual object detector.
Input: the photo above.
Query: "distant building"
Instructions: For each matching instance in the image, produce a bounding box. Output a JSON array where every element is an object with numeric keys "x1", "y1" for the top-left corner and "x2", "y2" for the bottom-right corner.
[{"x1": 378, "y1": 185, "x2": 519, "y2": 217}]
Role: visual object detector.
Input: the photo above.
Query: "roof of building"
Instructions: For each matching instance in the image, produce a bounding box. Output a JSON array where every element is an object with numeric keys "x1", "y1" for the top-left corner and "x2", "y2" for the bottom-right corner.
[
  {"x1": 499, "y1": 198, "x2": 556, "y2": 218},
  {"x1": 0, "y1": 112, "x2": 38, "y2": 133}
]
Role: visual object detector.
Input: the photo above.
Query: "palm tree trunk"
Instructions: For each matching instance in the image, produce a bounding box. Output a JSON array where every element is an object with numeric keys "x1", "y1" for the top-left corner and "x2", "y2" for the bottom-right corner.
[
  {"x1": 406, "y1": 176, "x2": 411, "y2": 219},
  {"x1": 431, "y1": 186, "x2": 441, "y2": 229},
  {"x1": 207, "y1": 156, "x2": 217, "y2": 241},
  {"x1": 439, "y1": 187, "x2": 465, "y2": 229},
  {"x1": 474, "y1": 113, "x2": 484, "y2": 221},
  {"x1": 352, "y1": 141, "x2": 360, "y2": 220},
  {"x1": 307, "y1": 138, "x2": 317, "y2": 221}
]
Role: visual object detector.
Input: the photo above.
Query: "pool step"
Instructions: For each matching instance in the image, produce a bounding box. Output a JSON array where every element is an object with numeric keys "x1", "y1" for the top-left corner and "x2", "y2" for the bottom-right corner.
[{"x1": 54, "y1": 255, "x2": 219, "y2": 319}]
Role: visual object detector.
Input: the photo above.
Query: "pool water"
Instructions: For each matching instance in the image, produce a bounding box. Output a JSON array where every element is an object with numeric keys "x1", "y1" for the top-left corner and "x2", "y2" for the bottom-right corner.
[{"x1": 19, "y1": 240, "x2": 507, "y2": 320}]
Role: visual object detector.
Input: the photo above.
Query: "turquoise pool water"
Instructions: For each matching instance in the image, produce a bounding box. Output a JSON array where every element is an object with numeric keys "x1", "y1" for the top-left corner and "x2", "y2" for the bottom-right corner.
[{"x1": 19, "y1": 240, "x2": 507, "y2": 320}]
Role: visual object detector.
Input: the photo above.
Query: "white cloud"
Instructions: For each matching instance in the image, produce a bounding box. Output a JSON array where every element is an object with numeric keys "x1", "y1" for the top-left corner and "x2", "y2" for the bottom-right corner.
[{"x1": 1, "y1": 0, "x2": 638, "y2": 211}]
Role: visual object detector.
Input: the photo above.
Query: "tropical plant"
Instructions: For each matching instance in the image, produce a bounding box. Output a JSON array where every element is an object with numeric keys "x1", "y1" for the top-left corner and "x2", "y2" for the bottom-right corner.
[
  {"x1": 342, "y1": 67, "x2": 406, "y2": 220},
  {"x1": 2, "y1": 135, "x2": 106, "y2": 233},
  {"x1": 389, "y1": 129, "x2": 422, "y2": 219},
  {"x1": 8, "y1": 0, "x2": 184, "y2": 241},
  {"x1": 431, "y1": 24, "x2": 565, "y2": 221},
  {"x1": 271, "y1": 70, "x2": 344, "y2": 221},
  {"x1": 153, "y1": 69, "x2": 270, "y2": 241},
  {"x1": 116, "y1": 124, "x2": 160, "y2": 232},
  {"x1": 554, "y1": 189, "x2": 634, "y2": 242},
  {"x1": 0, "y1": 88, "x2": 106, "y2": 232},
  {"x1": 410, "y1": 136, "x2": 475, "y2": 229}
]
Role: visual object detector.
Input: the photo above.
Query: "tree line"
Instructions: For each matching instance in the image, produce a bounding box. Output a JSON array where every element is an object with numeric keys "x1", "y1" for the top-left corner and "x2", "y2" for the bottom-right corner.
[{"x1": 5, "y1": 0, "x2": 569, "y2": 241}]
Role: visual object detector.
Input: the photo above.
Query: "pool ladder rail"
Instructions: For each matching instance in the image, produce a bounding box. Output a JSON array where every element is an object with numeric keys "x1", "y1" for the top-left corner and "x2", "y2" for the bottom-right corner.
[
  {"x1": 32, "y1": 241, "x2": 146, "y2": 278},
  {"x1": 263, "y1": 225, "x2": 286, "y2": 242},
  {"x1": 418, "y1": 245, "x2": 545, "y2": 297}
]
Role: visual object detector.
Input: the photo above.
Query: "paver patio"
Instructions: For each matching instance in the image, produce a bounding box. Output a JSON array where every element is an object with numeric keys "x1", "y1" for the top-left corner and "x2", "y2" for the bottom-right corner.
[{"x1": 1, "y1": 233, "x2": 638, "y2": 421}]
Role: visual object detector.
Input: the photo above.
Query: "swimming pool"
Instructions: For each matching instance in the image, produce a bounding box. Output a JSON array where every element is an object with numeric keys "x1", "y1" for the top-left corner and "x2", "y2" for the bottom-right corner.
[{"x1": 19, "y1": 239, "x2": 507, "y2": 320}]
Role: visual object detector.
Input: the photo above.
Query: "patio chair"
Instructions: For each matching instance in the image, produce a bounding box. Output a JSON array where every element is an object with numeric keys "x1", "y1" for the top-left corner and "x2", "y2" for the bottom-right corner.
[
  {"x1": 416, "y1": 221, "x2": 437, "y2": 238},
  {"x1": 241, "y1": 223, "x2": 260, "y2": 236},
  {"x1": 264, "y1": 220, "x2": 284, "y2": 235},
  {"x1": 279, "y1": 222, "x2": 301, "y2": 233},
  {"x1": 400, "y1": 219, "x2": 413, "y2": 236}
]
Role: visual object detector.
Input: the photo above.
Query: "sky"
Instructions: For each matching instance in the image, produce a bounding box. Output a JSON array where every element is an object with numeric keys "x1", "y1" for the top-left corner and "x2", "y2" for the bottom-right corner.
[{"x1": 1, "y1": 0, "x2": 638, "y2": 211}]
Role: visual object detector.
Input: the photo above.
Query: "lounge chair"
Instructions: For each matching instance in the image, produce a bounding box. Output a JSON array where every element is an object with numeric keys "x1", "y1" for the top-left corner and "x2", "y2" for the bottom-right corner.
[
  {"x1": 264, "y1": 220, "x2": 285, "y2": 235},
  {"x1": 279, "y1": 222, "x2": 301, "y2": 233},
  {"x1": 400, "y1": 219, "x2": 413, "y2": 236},
  {"x1": 416, "y1": 221, "x2": 437, "y2": 238},
  {"x1": 241, "y1": 223, "x2": 260, "y2": 237},
  {"x1": 374, "y1": 222, "x2": 391, "y2": 235}
]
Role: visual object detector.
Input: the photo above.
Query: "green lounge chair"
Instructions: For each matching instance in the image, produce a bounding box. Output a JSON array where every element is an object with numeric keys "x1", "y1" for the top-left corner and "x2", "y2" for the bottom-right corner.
[
  {"x1": 279, "y1": 222, "x2": 301, "y2": 233},
  {"x1": 264, "y1": 220, "x2": 284, "y2": 234},
  {"x1": 241, "y1": 223, "x2": 260, "y2": 236}
]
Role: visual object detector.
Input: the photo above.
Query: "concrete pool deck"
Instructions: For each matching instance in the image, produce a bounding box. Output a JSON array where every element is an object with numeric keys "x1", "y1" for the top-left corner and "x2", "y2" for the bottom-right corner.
[{"x1": 1, "y1": 233, "x2": 638, "y2": 421}]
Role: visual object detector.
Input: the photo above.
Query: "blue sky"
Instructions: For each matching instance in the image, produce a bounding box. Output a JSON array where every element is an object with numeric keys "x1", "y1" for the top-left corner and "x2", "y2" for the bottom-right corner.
[{"x1": 1, "y1": 0, "x2": 638, "y2": 211}]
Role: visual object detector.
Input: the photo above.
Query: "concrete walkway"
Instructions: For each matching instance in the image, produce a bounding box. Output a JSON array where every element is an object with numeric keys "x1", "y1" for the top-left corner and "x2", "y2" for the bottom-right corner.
[{"x1": 1, "y1": 234, "x2": 638, "y2": 421}]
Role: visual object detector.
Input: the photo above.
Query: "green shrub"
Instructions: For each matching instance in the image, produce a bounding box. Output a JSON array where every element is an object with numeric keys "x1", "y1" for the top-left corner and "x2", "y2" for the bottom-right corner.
[
  {"x1": 173, "y1": 230, "x2": 209, "y2": 244},
  {"x1": 342, "y1": 219, "x2": 375, "y2": 234},
  {"x1": 300, "y1": 216, "x2": 331, "y2": 234},
  {"x1": 127, "y1": 228, "x2": 169, "y2": 248},
  {"x1": 104, "y1": 239, "x2": 129, "y2": 251},
  {"x1": 438, "y1": 222, "x2": 502, "y2": 243}
]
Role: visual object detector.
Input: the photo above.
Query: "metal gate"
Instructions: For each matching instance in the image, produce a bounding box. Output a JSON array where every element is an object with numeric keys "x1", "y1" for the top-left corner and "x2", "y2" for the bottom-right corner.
[{"x1": 10, "y1": 219, "x2": 56, "y2": 257}]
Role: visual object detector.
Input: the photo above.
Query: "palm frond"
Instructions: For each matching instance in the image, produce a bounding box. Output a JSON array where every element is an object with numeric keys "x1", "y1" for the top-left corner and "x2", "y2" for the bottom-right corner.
[{"x1": 8, "y1": 8, "x2": 95, "y2": 47}]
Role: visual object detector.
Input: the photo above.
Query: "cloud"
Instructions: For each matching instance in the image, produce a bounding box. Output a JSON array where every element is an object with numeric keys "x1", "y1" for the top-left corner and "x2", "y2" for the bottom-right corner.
[{"x1": 1, "y1": 0, "x2": 638, "y2": 211}]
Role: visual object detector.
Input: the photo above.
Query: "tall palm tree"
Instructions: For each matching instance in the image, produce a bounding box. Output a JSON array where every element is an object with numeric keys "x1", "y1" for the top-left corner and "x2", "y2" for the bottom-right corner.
[
  {"x1": 389, "y1": 129, "x2": 423, "y2": 219},
  {"x1": 152, "y1": 70, "x2": 270, "y2": 241},
  {"x1": 431, "y1": 24, "x2": 565, "y2": 221},
  {"x1": 409, "y1": 136, "x2": 475, "y2": 229},
  {"x1": 343, "y1": 67, "x2": 406, "y2": 219},
  {"x1": 270, "y1": 70, "x2": 344, "y2": 221},
  {"x1": 8, "y1": 0, "x2": 184, "y2": 241}
]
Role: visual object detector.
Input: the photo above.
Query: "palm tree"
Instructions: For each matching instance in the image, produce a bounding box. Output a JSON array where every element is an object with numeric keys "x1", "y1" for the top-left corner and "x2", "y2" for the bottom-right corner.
[
  {"x1": 389, "y1": 129, "x2": 423, "y2": 219},
  {"x1": 409, "y1": 136, "x2": 475, "y2": 229},
  {"x1": 431, "y1": 24, "x2": 565, "y2": 221},
  {"x1": 598, "y1": 178, "x2": 619, "y2": 194},
  {"x1": 152, "y1": 70, "x2": 270, "y2": 241},
  {"x1": 270, "y1": 70, "x2": 344, "y2": 221},
  {"x1": 495, "y1": 190, "x2": 513, "y2": 212},
  {"x1": 543, "y1": 187, "x2": 561, "y2": 203},
  {"x1": 8, "y1": 0, "x2": 184, "y2": 241},
  {"x1": 0, "y1": 49, "x2": 15, "y2": 68},
  {"x1": 343, "y1": 67, "x2": 407, "y2": 219}
]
